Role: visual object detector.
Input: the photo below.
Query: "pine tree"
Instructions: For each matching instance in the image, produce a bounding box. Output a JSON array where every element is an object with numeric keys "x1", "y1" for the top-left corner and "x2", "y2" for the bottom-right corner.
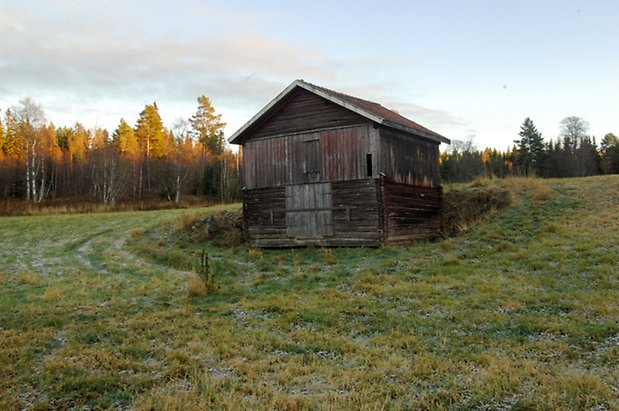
[
  {"x1": 135, "y1": 103, "x2": 165, "y2": 194},
  {"x1": 189, "y1": 95, "x2": 226, "y2": 198},
  {"x1": 190, "y1": 96, "x2": 225, "y2": 155},
  {"x1": 113, "y1": 119, "x2": 138, "y2": 156},
  {"x1": 135, "y1": 103, "x2": 165, "y2": 159}
]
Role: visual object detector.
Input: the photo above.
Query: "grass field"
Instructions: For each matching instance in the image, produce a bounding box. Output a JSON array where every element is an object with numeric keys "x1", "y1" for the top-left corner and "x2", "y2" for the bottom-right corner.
[{"x1": 1, "y1": 176, "x2": 618, "y2": 410}]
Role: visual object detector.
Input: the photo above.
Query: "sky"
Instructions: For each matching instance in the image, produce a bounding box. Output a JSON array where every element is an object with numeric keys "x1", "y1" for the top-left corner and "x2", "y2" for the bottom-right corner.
[{"x1": 1, "y1": 0, "x2": 618, "y2": 150}]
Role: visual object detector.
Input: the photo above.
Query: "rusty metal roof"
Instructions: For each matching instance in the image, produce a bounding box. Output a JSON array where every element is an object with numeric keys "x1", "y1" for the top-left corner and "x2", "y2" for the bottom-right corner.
[{"x1": 229, "y1": 79, "x2": 450, "y2": 145}]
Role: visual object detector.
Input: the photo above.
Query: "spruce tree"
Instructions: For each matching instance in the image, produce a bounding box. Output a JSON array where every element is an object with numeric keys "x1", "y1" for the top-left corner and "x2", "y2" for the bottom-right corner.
[
  {"x1": 515, "y1": 117, "x2": 545, "y2": 176},
  {"x1": 600, "y1": 133, "x2": 619, "y2": 174}
]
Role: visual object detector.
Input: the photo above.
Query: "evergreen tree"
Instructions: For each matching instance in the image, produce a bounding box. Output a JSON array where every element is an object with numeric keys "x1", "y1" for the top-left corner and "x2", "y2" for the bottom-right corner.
[
  {"x1": 189, "y1": 96, "x2": 226, "y2": 155},
  {"x1": 189, "y1": 95, "x2": 226, "y2": 198},
  {"x1": 576, "y1": 136, "x2": 598, "y2": 176},
  {"x1": 135, "y1": 103, "x2": 165, "y2": 159},
  {"x1": 113, "y1": 119, "x2": 138, "y2": 156},
  {"x1": 514, "y1": 117, "x2": 545, "y2": 176},
  {"x1": 2, "y1": 109, "x2": 20, "y2": 157},
  {"x1": 600, "y1": 133, "x2": 619, "y2": 174},
  {"x1": 135, "y1": 103, "x2": 165, "y2": 194}
]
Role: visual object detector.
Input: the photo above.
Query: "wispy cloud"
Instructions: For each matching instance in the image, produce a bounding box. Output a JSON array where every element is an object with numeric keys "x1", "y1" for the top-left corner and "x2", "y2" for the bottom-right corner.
[{"x1": 0, "y1": 1, "x2": 464, "y2": 135}]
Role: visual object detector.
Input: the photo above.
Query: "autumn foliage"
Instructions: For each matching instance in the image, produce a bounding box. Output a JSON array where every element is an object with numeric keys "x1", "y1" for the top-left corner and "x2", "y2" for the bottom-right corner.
[{"x1": 0, "y1": 96, "x2": 241, "y2": 213}]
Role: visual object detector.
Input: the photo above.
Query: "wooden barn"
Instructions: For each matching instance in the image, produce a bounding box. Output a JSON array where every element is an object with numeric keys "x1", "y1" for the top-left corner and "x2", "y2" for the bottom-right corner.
[{"x1": 229, "y1": 80, "x2": 451, "y2": 247}]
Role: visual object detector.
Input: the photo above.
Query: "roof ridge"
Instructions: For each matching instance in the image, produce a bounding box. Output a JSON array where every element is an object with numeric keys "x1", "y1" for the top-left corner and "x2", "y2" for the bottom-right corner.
[
  {"x1": 296, "y1": 79, "x2": 449, "y2": 144},
  {"x1": 297, "y1": 79, "x2": 382, "y2": 106}
]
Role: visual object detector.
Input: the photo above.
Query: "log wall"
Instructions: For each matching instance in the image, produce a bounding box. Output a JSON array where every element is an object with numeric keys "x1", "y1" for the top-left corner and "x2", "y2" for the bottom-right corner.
[
  {"x1": 243, "y1": 179, "x2": 381, "y2": 247},
  {"x1": 243, "y1": 186, "x2": 287, "y2": 247},
  {"x1": 380, "y1": 179, "x2": 442, "y2": 243},
  {"x1": 330, "y1": 179, "x2": 381, "y2": 247}
]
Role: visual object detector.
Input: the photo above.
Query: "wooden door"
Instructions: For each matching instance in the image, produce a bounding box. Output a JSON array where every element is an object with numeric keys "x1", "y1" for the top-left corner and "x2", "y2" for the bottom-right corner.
[
  {"x1": 302, "y1": 138, "x2": 321, "y2": 183},
  {"x1": 285, "y1": 182, "x2": 333, "y2": 239}
]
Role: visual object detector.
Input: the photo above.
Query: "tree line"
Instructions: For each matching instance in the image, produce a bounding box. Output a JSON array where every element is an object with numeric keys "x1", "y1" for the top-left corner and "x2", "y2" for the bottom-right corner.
[
  {"x1": 0, "y1": 96, "x2": 241, "y2": 206},
  {"x1": 440, "y1": 116, "x2": 619, "y2": 182},
  {"x1": 3, "y1": 101, "x2": 617, "y2": 209}
]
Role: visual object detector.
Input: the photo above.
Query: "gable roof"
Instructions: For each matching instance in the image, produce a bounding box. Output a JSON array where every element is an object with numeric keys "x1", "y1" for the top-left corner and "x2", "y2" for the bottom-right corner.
[{"x1": 228, "y1": 79, "x2": 450, "y2": 145}]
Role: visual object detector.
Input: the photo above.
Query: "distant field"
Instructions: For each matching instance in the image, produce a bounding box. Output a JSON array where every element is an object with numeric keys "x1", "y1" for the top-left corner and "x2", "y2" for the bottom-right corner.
[{"x1": 1, "y1": 176, "x2": 617, "y2": 410}]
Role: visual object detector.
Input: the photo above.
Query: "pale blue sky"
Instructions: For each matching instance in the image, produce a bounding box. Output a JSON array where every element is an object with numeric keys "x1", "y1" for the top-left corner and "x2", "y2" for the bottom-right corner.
[{"x1": 1, "y1": 0, "x2": 617, "y2": 149}]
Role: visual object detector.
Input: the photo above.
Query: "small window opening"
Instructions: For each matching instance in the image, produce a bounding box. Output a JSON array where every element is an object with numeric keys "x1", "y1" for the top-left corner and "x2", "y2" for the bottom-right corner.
[{"x1": 366, "y1": 153, "x2": 373, "y2": 177}]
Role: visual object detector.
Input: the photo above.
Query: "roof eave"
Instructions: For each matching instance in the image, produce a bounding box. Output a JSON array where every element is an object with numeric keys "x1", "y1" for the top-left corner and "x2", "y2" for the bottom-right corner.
[
  {"x1": 229, "y1": 79, "x2": 387, "y2": 145},
  {"x1": 228, "y1": 80, "x2": 302, "y2": 145},
  {"x1": 229, "y1": 79, "x2": 451, "y2": 146}
]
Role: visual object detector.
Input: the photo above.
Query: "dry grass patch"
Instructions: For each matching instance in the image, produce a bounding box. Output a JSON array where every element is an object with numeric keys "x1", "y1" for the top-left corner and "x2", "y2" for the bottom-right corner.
[
  {"x1": 504, "y1": 176, "x2": 557, "y2": 201},
  {"x1": 187, "y1": 278, "x2": 209, "y2": 297},
  {"x1": 18, "y1": 269, "x2": 40, "y2": 285},
  {"x1": 42, "y1": 285, "x2": 63, "y2": 302}
]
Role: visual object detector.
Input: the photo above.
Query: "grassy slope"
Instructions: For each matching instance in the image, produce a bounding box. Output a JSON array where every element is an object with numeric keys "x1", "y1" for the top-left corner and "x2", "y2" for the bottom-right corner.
[{"x1": 0, "y1": 176, "x2": 617, "y2": 410}]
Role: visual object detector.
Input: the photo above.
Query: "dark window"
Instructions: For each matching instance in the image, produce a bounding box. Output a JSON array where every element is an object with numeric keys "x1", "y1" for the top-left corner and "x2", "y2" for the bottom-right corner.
[
  {"x1": 366, "y1": 153, "x2": 373, "y2": 177},
  {"x1": 303, "y1": 139, "x2": 321, "y2": 182}
]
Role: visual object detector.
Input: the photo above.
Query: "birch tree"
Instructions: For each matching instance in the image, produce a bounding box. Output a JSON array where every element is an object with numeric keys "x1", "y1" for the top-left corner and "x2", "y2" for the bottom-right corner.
[{"x1": 13, "y1": 98, "x2": 48, "y2": 202}]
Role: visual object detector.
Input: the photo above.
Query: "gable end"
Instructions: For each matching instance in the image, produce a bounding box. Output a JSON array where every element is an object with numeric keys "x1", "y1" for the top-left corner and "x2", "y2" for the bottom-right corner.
[{"x1": 238, "y1": 88, "x2": 370, "y2": 142}]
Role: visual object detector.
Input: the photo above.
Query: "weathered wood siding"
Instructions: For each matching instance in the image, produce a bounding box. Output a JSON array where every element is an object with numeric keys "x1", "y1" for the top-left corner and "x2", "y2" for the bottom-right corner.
[
  {"x1": 243, "y1": 179, "x2": 381, "y2": 247},
  {"x1": 379, "y1": 128, "x2": 440, "y2": 188},
  {"x1": 331, "y1": 179, "x2": 381, "y2": 246},
  {"x1": 249, "y1": 88, "x2": 369, "y2": 140},
  {"x1": 243, "y1": 186, "x2": 286, "y2": 247},
  {"x1": 243, "y1": 126, "x2": 377, "y2": 189},
  {"x1": 380, "y1": 179, "x2": 442, "y2": 243},
  {"x1": 285, "y1": 183, "x2": 334, "y2": 239}
]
